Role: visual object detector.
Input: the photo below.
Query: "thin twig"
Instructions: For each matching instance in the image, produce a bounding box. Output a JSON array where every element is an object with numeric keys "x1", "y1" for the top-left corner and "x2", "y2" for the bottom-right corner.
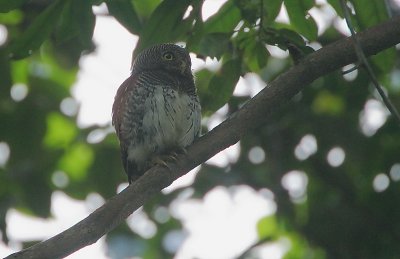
[
  {"x1": 340, "y1": 0, "x2": 400, "y2": 126},
  {"x1": 342, "y1": 63, "x2": 361, "y2": 75}
]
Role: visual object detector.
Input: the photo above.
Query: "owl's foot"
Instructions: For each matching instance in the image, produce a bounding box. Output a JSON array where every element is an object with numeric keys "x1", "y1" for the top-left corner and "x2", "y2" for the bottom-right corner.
[
  {"x1": 150, "y1": 147, "x2": 188, "y2": 170},
  {"x1": 175, "y1": 147, "x2": 187, "y2": 155},
  {"x1": 150, "y1": 153, "x2": 178, "y2": 170}
]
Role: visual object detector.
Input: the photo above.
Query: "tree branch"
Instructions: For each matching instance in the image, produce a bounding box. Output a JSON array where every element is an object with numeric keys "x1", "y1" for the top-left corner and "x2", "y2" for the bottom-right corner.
[{"x1": 6, "y1": 16, "x2": 400, "y2": 259}]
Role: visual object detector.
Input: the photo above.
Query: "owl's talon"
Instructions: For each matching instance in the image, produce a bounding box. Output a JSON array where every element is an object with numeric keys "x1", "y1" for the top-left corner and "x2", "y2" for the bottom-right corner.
[
  {"x1": 177, "y1": 147, "x2": 187, "y2": 154},
  {"x1": 151, "y1": 157, "x2": 168, "y2": 167},
  {"x1": 150, "y1": 153, "x2": 179, "y2": 171},
  {"x1": 169, "y1": 152, "x2": 179, "y2": 161}
]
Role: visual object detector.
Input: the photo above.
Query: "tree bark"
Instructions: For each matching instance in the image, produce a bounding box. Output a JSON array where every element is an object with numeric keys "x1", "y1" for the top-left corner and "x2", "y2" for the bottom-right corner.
[{"x1": 6, "y1": 15, "x2": 400, "y2": 259}]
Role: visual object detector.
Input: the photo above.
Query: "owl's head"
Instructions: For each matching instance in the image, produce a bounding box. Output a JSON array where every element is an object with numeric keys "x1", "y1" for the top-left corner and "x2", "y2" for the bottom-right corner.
[{"x1": 131, "y1": 44, "x2": 192, "y2": 77}]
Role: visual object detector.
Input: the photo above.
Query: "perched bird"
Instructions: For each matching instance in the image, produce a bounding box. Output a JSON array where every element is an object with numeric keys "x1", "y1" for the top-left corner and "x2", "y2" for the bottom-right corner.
[{"x1": 112, "y1": 44, "x2": 201, "y2": 184}]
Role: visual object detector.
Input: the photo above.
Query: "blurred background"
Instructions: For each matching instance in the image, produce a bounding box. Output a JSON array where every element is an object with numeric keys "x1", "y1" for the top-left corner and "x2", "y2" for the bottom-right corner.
[{"x1": 1, "y1": 0, "x2": 400, "y2": 258}]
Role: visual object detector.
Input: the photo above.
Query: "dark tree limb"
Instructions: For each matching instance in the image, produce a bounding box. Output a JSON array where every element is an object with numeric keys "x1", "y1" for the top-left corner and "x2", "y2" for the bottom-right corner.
[{"x1": 6, "y1": 16, "x2": 400, "y2": 259}]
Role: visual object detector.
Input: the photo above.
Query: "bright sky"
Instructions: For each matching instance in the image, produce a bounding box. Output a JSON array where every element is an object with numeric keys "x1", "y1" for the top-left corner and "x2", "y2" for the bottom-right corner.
[{"x1": 0, "y1": 0, "x2": 392, "y2": 258}]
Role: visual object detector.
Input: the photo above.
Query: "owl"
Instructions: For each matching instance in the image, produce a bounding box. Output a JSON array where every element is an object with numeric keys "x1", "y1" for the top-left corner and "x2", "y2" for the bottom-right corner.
[{"x1": 112, "y1": 44, "x2": 201, "y2": 184}]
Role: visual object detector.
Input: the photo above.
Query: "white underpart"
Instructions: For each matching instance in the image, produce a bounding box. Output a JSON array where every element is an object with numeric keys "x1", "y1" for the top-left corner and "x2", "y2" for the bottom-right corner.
[{"x1": 128, "y1": 87, "x2": 200, "y2": 166}]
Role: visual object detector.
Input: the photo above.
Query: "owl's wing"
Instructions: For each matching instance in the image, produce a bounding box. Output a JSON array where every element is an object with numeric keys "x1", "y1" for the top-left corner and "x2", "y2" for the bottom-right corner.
[
  {"x1": 113, "y1": 76, "x2": 133, "y2": 137},
  {"x1": 112, "y1": 75, "x2": 139, "y2": 180}
]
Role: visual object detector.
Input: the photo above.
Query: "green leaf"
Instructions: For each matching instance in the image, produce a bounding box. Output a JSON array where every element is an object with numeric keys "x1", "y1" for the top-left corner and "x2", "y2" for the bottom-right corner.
[
  {"x1": 0, "y1": 9, "x2": 23, "y2": 24},
  {"x1": 351, "y1": 0, "x2": 388, "y2": 30},
  {"x1": 57, "y1": 1, "x2": 72, "y2": 35},
  {"x1": 43, "y1": 113, "x2": 77, "y2": 148},
  {"x1": 335, "y1": 0, "x2": 393, "y2": 72},
  {"x1": 59, "y1": 143, "x2": 94, "y2": 181},
  {"x1": 243, "y1": 40, "x2": 270, "y2": 72},
  {"x1": 185, "y1": 1, "x2": 204, "y2": 50},
  {"x1": 327, "y1": 0, "x2": 343, "y2": 17},
  {"x1": 370, "y1": 47, "x2": 396, "y2": 74},
  {"x1": 234, "y1": 0, "x2": 283, "y2": 26},
  {"x1": 278, "y1": 28, "x2": 307, "y2": 47},
  {"x1": 0, "y1": 0, "x2": 27, "y2": 12},
  {"x1": 353, "y1": 0, "x2": 393, "y2": 71},
  {"x1": 205, "y1": 58, "x2": 241, "y2": 114},
  {"x1": 74, "y1": 0, "x2": 95, "y2": 47},
  {"x1": 283, "y1": 233, "x2": 326, "y2": 259},
  {"x1": 198, "y1": 33, "x2": 232, "y2": 59},
  {"x1": 39, "y1": 44, "x2": 78, "y2": 89},
  {"x1": 21, "y1": 176, "x2": 52, "y2": 217},
  {"x1": 132, "y1": 0, "x2": 161, "y2": 20},
  {"x1": 312, "y1": 90, "x2": 345, "y2": 115},
  {"x1": 196, "y1": 68, "x2": 214, "y2": 115},
  {"x1": 264, "y1": 0, "x2": 283, "y2": 25},
  {"x1": 52, "y1": 0, "x2": 95, "y2": 64},
  {"x1": 234, "y1": 0, "x2": 261, "y2": 24},
  {"x1": 106, "y1": 0, "x2": 142, "y2": 34},
  {"x1": 284, "y1": 0, "x2": 318, "y2": 40},
  {"x1": 234, "y1": 0, "x2": 261, "y2": 23},
  {"x1": 10, "y1": 59, "x2": 29, "y2": 83},
  {"x1": 257, "y1": 216, "x2": 278, "y2": 239},
  {"x1": 204, "y1": 1, "x2": 241, "y2": 33},
  {"x1": 9, "y1": 0, "x2": 66, "y2": 59},
  {"x1": 262, "y1": 27, "x2": 309, "y2": 54},
  {"x1": 133, "y1": 0, "x2": 192, "y2": 56}
]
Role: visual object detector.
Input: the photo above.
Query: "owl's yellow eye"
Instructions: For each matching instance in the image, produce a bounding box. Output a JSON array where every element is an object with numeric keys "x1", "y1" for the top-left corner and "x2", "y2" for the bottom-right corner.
[{"x1": 162, "y1": 52, "x2": 174, "y2": 60}]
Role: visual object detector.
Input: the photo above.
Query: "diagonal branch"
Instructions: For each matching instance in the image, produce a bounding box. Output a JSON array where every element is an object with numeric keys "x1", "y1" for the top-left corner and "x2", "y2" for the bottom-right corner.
[{"x1": 6, "y1": 16, "x2": 400, "y2": 259}]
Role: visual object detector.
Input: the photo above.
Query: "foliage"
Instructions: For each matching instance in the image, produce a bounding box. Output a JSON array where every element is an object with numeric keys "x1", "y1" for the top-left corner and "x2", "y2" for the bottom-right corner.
[{"x1": 0, "y1": 0, "x2": 399, "y2": 258}]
